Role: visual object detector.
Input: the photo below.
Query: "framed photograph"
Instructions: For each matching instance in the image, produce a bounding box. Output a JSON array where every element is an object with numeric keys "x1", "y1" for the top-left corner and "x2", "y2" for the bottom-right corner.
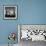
[
  {"x1": 4, "y1": 5, "x2": 17, "y2": 19},
  {"x1": 18, "y1": 24, "x2": 46, "y2": 41}
]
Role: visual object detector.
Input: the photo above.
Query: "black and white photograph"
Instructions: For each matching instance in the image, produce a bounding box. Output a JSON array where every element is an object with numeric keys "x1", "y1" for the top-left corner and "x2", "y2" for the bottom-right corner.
[
  {"x1": 4, "y1": 5, "x2": 17, "y2": 19},
  {"x1": 18, "y1": 25, "x2": 46, "y2": 46},
  {"x1": 18, "y1": 25, "x2": 46, "y2": 41}
]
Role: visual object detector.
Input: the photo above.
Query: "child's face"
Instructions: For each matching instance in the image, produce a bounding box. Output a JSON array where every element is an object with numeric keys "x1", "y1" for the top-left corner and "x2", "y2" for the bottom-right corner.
[{"x1": 6, "y1": 9, "x2": 14, "y2": 15}]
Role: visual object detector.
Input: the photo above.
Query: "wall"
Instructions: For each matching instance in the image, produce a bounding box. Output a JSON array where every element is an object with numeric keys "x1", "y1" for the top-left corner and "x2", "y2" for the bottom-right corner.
[
  {"x1": 0, "y1": 0, "x2": 46, "y2": 44},
  {"x1": 0, "y1": 0, "x2": 20, "y2": 44},
  {"x1": 20, "y1": 0, "x2": 46, "y2": 24}
]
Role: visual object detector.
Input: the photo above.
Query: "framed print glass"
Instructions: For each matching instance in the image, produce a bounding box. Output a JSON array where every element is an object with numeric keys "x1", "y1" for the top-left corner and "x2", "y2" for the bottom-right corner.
[
  {"x1": 4, "y1": 5, "x2": 17, "y2": 19},
  {"x1": 18, "y1": 24, "x2": 46, "y2": 41}
]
